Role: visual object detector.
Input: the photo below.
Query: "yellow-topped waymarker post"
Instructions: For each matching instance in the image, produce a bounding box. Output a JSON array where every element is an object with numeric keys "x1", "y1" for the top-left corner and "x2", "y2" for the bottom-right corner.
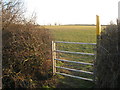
[
  {"x1": 95, "y1": 15, "x2": 101, "y2": 83},
  {"x1": 96, "y1": 15, "x2": 101, "y2": 36}
]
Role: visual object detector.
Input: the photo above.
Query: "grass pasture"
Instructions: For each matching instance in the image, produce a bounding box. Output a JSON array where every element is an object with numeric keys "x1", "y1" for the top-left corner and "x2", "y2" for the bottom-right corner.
[
  {"x1": 44, "y1": 25, "x2": 97, "y2": 88},
  {"x1": 47, "y1": 25, "x2": 96, "y2": 42}
]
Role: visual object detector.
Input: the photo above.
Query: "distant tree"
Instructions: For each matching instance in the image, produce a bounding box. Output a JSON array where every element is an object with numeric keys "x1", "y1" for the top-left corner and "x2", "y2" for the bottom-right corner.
[{"x1": 2, "y1": 0, "x2": 37, "y2": 30}]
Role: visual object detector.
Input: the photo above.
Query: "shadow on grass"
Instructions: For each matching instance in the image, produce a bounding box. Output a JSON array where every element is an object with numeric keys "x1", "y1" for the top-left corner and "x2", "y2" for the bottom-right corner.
[{"x1": 55, "y1": 74, "x2": 95, "y2": 88}]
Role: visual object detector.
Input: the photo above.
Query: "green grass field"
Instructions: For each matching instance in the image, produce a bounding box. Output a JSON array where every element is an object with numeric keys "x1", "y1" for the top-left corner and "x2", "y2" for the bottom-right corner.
[
  {"x1": 47, "y1": 25, "x2": 96, "y2": 42},
  {"x1": 45, "y1": 25, "x2": 104, "y2": 88}
]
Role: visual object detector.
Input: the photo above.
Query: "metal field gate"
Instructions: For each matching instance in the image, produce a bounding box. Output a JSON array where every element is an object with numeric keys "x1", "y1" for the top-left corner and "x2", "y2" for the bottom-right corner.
[
  {"x1": 51, "y1": 15, "x2": 101, "y2": 83},
  {"x1": 52, "y1": 41, "x2": 96, "y2": 82}
]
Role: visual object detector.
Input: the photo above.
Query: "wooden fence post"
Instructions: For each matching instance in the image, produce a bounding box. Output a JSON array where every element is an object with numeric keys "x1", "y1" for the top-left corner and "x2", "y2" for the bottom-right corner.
[
  {"x1": 52, "y1": 41, "x2": 56, "y2": 75},
  {"x1": 95, "y1": 15, "x2": 101, "y2": 84}
]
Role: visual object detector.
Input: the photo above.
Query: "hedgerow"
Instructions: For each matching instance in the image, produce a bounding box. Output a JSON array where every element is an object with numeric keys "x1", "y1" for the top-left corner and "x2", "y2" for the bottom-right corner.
[{"x1": 96, "y1": 23, "x2": 120, "y2": 88}]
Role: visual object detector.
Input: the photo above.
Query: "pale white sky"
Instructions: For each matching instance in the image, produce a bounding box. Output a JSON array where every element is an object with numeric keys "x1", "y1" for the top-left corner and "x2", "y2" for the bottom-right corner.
[{"x1": 24, "y1": 0, "x2": 120, "y2": 25}]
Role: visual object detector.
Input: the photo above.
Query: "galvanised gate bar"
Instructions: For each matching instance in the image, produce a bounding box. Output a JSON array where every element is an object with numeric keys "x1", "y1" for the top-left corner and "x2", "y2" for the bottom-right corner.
[{"x1": 52, "y1": 41, "x2": 96, "y2": 82}]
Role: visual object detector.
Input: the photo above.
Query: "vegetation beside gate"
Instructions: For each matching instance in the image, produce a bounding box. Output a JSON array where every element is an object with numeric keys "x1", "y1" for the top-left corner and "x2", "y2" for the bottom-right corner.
[
  {"x1": 2, "y1": 0, "x2": 54, "y2": 88},
  {"x1": 96, "y1": 23, "x2": 120, "y2": 88}
]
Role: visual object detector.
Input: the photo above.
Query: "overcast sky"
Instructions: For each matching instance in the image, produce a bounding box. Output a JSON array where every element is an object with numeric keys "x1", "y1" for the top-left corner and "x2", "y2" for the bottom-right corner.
[{"x1": 24, "y1": 0, "x2": 120, "y2": 25}]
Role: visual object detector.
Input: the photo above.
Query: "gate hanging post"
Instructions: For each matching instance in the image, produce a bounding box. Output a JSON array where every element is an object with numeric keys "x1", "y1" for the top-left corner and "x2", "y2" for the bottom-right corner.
[
  {"x1": 95, "y1": 15, "x2": 101, "y2": 83},
  {"x1": 52, "y1": 41, "x2": 56, "y2": 75}
]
